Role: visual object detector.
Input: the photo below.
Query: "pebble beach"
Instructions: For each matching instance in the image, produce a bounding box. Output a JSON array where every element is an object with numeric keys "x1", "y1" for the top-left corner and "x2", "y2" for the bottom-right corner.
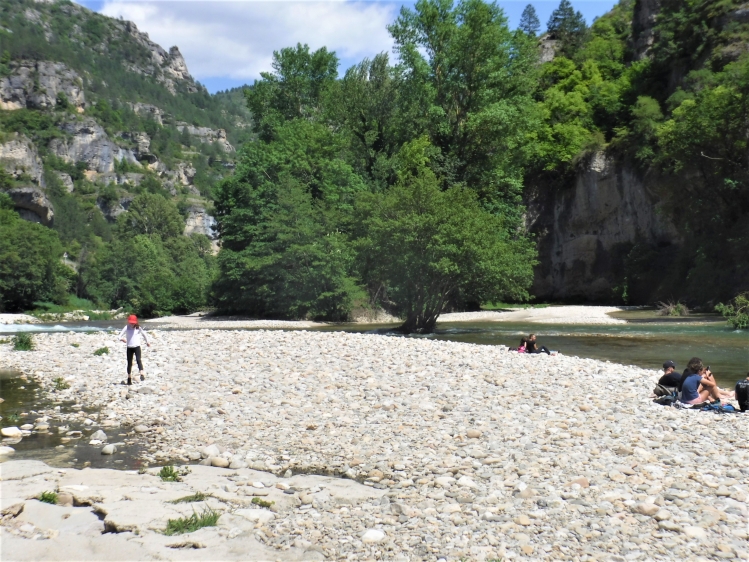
[{"x1": 1, "y1": 328, "x2": 748, "y2": 561}]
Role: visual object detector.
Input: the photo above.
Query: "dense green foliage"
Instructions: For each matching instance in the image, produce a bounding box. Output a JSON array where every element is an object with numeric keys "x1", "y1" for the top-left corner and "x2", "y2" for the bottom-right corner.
[
  {"x1": 0, "y1": 206, "x2": 70, "y2": 312},
  {"x1": 214, "y1": 0, "x2": 539, "y2": 331}
]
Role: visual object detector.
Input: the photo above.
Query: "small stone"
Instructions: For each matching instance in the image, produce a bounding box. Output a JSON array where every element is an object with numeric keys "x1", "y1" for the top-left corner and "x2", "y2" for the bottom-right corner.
[
  {"x1": 34, "y1": 423, "x2": 49, "y2": 432},
  {"x1": 634, "y1": 503, "x2": 659, "y2": 516},
  {"x1": 654, "y1": 509, "x2": 672, "y2": 521},
  {"x1": 1, "y1": 427, "x2": 22, "y2": 438},
  {"x1": 683, "y1": 526, "x2": 707, "y2": 541},
  {"x1": 210, "y1": 457, "x2": 229, "y2": 468},
  {"x1": 515, "y1": 515, "x2": 531, "y2": 526},
  {"x1": 101, "y1": 444, "x2": 116, "y2": 455},
  {"x1": 521, "y1": 545, "x2": 534, "y2": 555},
  {"x1": 659, "y1": 520, "x2": 682, "y2": 532},
  {"x1": 579, "y1": 404, "x2": 592, "y2": 412},
  {"x1": 232, "y1": 388, "x2": 241, "y2": 394},
  {"x1": 457, "y1": 476, "x2": 477, "y2": 489},
  {"x1": 569, "y1": 477, "x2": 589, "y2": 488},
  {"x1": 56, "y1": 492, "x2": 74, "y2": 507},
  {"x1": 90, "y1": 430, "x2": 107, "y2": 441},
  {"x1": 516, "y1": 488, "x2": 535, "y2": 499},
  {"x1": 19, "y1": 424, "x2": 33, "y2": 431},
  {"x1": 361, "y1": 529, "x2": 385, "y2": 544},
  {"x1": 133, "y1": 425, "x2": 149, "y2": 433},
  {"x1": 0, "y1": 446, "x2": 15, "y2": 456},
  {"x1": 466, "y1": 429, "x2": 482, "y2": 439},
  {"x1": 201, "y1": 444, "x2": 220, "y2": 458},
  {"x1": 276, "y1": 482, "x2": 290, "y2": 490}
]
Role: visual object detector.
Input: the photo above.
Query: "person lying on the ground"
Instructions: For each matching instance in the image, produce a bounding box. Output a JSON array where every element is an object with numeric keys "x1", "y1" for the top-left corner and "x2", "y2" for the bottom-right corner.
[
  {"x1": 680, "y1": 358, "x2": 733, "y2": 404},
  {"x1": 526, "y1": 333, "x2": 551, "y2": 355},
  {"x1": 658, "y1": 360, "x2": 680, "y2": 387}
]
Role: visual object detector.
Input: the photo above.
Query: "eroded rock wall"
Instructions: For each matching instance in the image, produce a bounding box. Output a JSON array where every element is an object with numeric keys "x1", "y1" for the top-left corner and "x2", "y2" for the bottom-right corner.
[{"x1": 525, "y1": 152, "x2": 680, "y2": 302}]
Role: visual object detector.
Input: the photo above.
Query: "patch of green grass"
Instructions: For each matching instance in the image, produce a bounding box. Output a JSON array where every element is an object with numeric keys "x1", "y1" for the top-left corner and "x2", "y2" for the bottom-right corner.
[
  {"x1": 163, "y1": 507, "x2": 220, "y2": 536},
  {"x1": 170, "y1": 492, "x2": 209, "y2": 504},
  {"x1": 12, "y1": 333, "x2": 34, "y2": 351},
  {"x1": 4, "y1": 413, "x2": 21, "y2": 424},
  {"x1": 93, "y1": 347, "x2": 109, "y2": 356},
  {"x1": 159, "y1": 465, "x2": 190, "y2": 482},
  {"x1": 251, "y1": 497, "x2": 274, "y2": 508},
  {"x1": 53, "y1": 377, "x2": 70, "y2": 390},
  {"x1": 71, "y1": 343, "x2": 79, "y2": 348},
  {"x1": 39, "y1": 491, "x2": 58, "y2": 504}
]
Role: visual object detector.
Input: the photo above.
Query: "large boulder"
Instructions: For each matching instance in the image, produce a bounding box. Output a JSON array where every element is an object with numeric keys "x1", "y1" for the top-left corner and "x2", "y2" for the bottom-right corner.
[
  {"x1": 0, "y1": 134, "x2": 45, "y2": 187},
  {"x1": 6, "y1": 187, "x2": 54, "y2": 226},
  {"x1": 0, "y1": 61, "x2": 85, "y2": 111}
]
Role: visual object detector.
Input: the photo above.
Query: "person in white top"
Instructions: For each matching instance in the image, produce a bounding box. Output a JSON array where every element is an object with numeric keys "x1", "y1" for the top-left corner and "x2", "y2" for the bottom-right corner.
[{"x1": 118, "y1": 314, "x2": 150, "y2": 385}]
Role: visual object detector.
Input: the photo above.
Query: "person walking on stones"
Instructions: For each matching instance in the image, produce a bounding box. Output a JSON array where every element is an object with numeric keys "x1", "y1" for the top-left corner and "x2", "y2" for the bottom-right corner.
[
  {"x1": 526, "y1": 333, "x2": 551, "y2": 355},
  {"x1": 119, "y1": 314, "x2": 150, "y2": 386}
]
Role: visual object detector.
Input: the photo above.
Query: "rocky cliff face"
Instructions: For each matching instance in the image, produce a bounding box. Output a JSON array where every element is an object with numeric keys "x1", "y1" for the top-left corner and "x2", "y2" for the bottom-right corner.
[
  {"x1": 525, "y1": 152, "x2": 680, "y2": 302},
  {"x1": 0, "y1": 61, "x2": 86, "y2": 111},
  {"x1": 0, "y1": 134, "x2": 45, "y2": 187}
]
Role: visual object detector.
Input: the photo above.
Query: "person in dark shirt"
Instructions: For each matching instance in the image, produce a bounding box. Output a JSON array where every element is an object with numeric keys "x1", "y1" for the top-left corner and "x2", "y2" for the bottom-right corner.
[
  {"x1": 658, "y1": 360, "x2": 681, "y2": 387},
  {"x1": 527, "y1": 334, "x2": 551, "y2": 355}
]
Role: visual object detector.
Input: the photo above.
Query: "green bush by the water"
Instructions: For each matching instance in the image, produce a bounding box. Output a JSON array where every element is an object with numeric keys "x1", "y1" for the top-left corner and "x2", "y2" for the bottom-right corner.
[
  {"x1": 12, "y1": 333, "x2": 34, "y2": 351},
  {"x1": 716, "y1": 293, "x2": 749, "y2": 330}
]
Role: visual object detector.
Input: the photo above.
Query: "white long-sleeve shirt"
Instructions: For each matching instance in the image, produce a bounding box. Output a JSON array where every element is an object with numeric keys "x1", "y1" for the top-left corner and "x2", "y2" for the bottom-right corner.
[{"x1": 119, "y1": 325, "x2": 149, "y2": 348}]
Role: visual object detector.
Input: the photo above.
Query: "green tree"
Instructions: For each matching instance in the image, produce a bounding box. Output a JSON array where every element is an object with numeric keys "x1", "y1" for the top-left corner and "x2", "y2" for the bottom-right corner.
[
  {"x1": 519, "y1": 4, "x2": 540, "y2": 36},
  {"x1": 388, "y1": 0, "x2": 540, "y2": 217},
  {"x1": 356, "y1": 139, "x2": 536, "y2": 333},
  {"x1": 0, "y1": 207, "x2": 69, "y2": 312},
  {"x1": 546, "y1": 0, "x2": 588, "y2": 57},
  {"x1": 245, "y1": 43, "x2": 339, "y2": 140},
  {"x1": 118, "y1": 193, "x2": 185, "y2": 239}
]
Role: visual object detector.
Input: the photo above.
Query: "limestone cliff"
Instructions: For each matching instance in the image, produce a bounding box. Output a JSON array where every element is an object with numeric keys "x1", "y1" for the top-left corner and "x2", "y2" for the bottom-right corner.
[{"x1": 525, "y1": 152, "x2": 680, "y2": 302}]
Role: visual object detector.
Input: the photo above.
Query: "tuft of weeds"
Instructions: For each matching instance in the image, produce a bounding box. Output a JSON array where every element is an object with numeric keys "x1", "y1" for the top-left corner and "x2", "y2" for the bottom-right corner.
[
  {"x1": 159, "y1": 465, "x2": 190, "y2": 482},
  {"x1": 71, "y1": 343, "x2": 79, "y2": 348},
  {"x1": 39, "y1": 491, "x2": 58, "y2": 504},
  {"x1": 93, "y1": 347, "x2": 109, "y2": 356},
  {"x1": 0, "y1": 338, "x2": 10, "y2": 344},
  {"x1": 170, "y1": 492, "x2": 209, "y2": 504},
  {"x1": 251, "y1": 497, "x2": 274, "y2": 508},
  {"x1": 656, "y1": 300, "x2": 690, "y2": 316},
  {"x1": 163, "y1": 507, "x2": 220, "y2": 536},
  {"x1": 53, "y1": 377, "x2": 70, "y2": 390},
  {"x1": 12, "y1": 333, "x2": 34, "y2": 351},
  {"x1": 5, "y1": 412, "x2": 21, "y2": 424}
]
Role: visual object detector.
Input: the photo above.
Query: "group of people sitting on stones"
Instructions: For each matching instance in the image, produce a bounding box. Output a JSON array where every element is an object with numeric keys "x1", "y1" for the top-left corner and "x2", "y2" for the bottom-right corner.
[{"x1": 656, "y1": 357, "x2": 746, "y2": 406}]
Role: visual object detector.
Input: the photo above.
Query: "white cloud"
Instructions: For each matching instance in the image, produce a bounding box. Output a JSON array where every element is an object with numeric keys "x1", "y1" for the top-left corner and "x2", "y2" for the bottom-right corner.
[{"x1": 100, "y1": 1, "x2": 398, "y2": 83}]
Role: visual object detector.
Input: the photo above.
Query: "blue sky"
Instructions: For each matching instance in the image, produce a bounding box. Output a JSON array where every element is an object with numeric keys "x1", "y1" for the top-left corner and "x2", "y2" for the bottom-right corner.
[{"x1": 75, "y1": 1, "x2": 619, "y2": 93}]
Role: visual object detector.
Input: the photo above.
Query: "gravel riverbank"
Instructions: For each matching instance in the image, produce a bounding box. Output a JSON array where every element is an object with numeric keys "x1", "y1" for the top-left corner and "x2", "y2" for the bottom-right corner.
[{"x1": 1, "y1": 329, "x2": 747, "y2": 561}]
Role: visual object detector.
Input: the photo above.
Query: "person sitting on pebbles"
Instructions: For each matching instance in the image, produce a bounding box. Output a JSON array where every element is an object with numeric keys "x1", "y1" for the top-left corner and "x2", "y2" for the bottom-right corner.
[
  {"x1": 678, "y1": 357, "x2": 734, "y2": 405},
  {"x1": 658, "y1": 360, "x2": 680, "y2": 388},
  {"x1": 118, "y1": 314, "x2": 150, "y2": 386},
  {"x1": 526, "y1": 333, "x2": 552, "y2": 355}
]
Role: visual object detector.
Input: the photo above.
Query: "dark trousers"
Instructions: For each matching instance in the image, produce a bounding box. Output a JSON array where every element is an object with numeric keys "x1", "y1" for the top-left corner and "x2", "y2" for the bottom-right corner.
[
  {"x1": 531, "y1": 346, "x2": 551, "y2": 355},
  {"x1": 126, "y1": 346, "x2": 143, "y2": 375}
]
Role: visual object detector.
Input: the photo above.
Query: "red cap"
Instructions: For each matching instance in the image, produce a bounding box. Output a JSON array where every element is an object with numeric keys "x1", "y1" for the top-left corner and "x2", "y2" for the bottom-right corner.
[{"x1": 127, "y1": 314, "x2": 138, "y2": 324}]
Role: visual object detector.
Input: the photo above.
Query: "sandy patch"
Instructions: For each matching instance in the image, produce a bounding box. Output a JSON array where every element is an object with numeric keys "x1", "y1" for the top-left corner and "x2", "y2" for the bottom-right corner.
[{"x1": 438, "y1": 305, "x2": 627, "y2": 325}]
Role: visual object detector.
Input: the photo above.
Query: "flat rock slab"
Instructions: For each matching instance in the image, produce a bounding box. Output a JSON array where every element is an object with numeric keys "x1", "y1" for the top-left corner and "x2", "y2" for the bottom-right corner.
[{"x1": 0, "y1": 460, "x2": 55, "y2": 481}]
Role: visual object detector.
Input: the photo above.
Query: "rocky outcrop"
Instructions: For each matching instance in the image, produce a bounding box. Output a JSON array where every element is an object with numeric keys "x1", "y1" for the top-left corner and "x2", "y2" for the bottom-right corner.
[
  {"x1": 176, "y1": 123, "x2": 235, "y2": 153},
  {"x1": 120, "y1": 21, "x2": 198, "y2": 95},
  {"x1": 539, "y1": 34, "x2": 559, "y2": 63},
  {"x1": 6, "y1": 187, "x2": 54, "y2": 225},
  {"x1": 0, "y1": 134, "x2": 45, "y2": 187},
  {"x1": 525, "y1": 152, "x2": 680, "y2": 302},
  {"x1": 0, "y1": 61, "x2": 85, "y2": 111},
  {"x1": 128, "y1": 103, "x2": 164, "y2": 126},
  {"x1": 184, "y1": 205, "x2": 217, "y2": 240},
  {"x1": 49, "y1": 118, "x2": 140, "y2": 173},
  {"x1": 632, "y1": 0, "x2": 661, "y2": 60}
]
